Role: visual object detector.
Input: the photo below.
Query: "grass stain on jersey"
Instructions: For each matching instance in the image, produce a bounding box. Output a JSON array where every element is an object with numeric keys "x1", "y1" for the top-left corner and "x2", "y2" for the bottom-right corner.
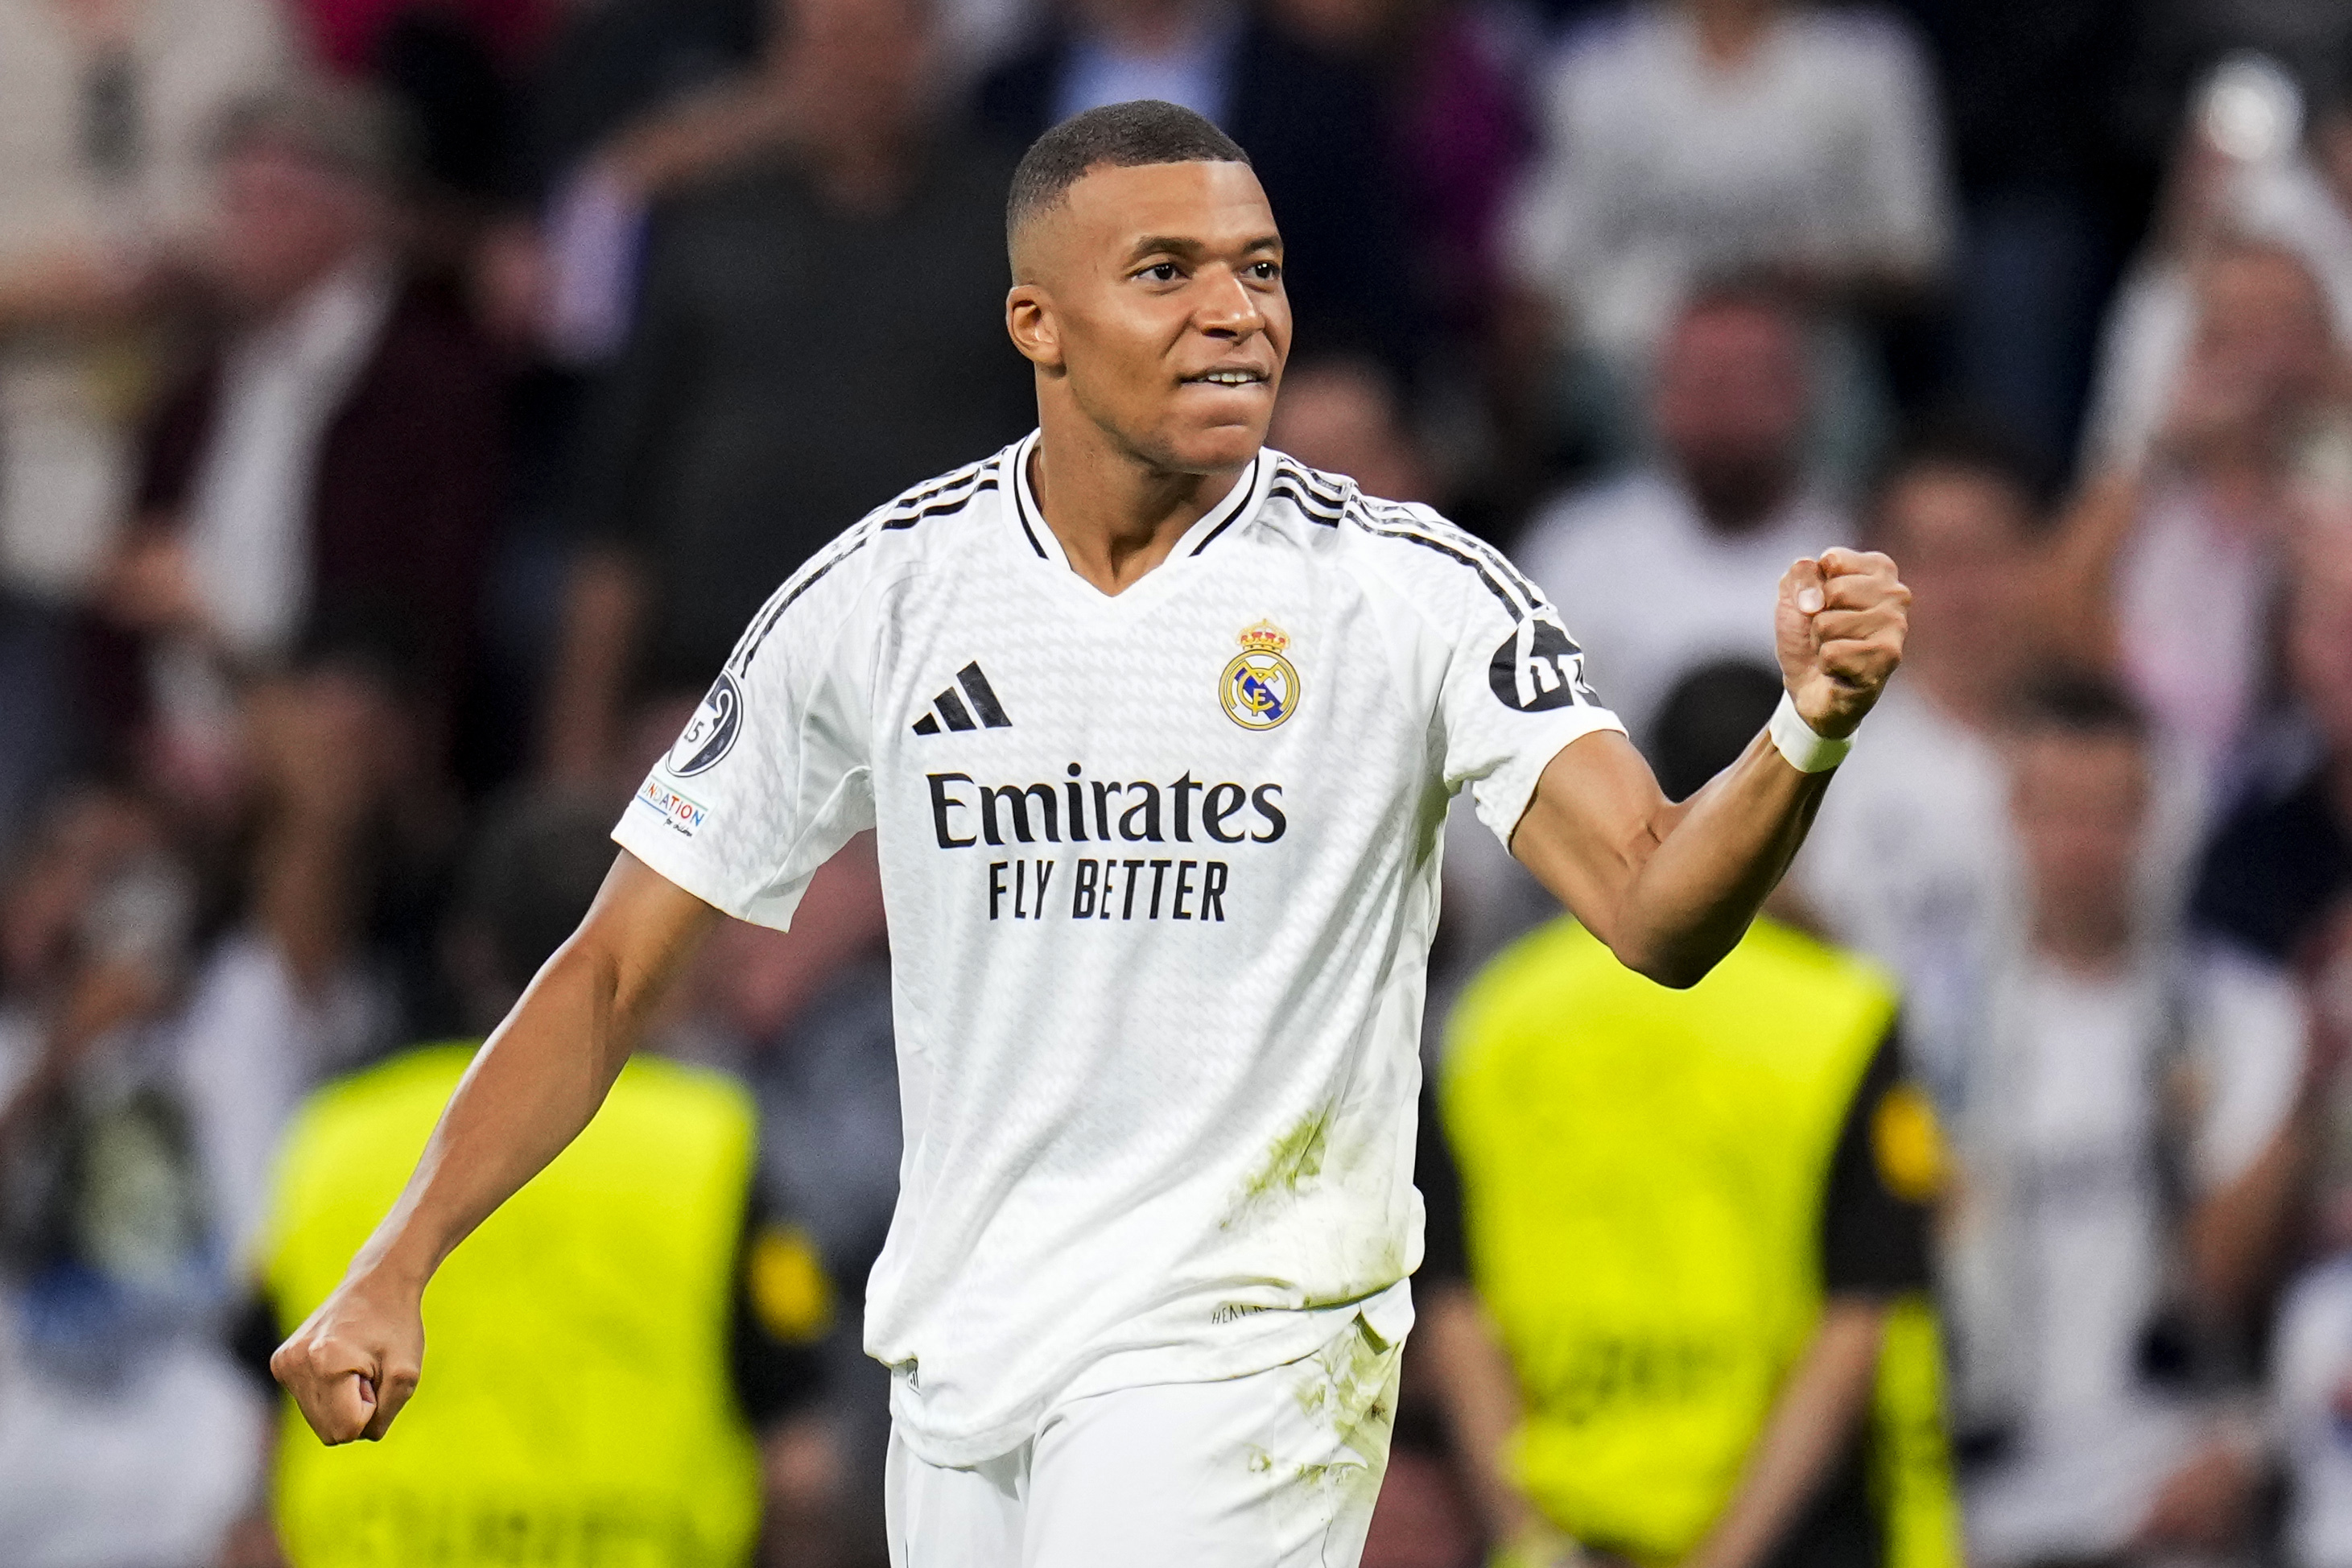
[{"x1": 1226, "y1": 1106, "x2": 1334, "y2": 1227}]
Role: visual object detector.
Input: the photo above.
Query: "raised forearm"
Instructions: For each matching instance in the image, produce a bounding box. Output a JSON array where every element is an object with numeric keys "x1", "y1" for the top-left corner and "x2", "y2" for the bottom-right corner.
[
  {"x1": 1611, "y1": 734, "x2": 1830, "y2": 985},
  {"x1": 1513, "y1": 730, "x2": 1830, "y2": 990},
  {"x1": 1516, "y1": 548, "x2": 1904, "y2": 988}
]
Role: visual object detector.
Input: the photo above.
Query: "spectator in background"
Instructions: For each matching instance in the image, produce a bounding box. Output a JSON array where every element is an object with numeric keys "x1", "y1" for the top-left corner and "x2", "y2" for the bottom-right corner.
[
  {"x1": 2194, "y1": 492, "x2": 2352, "y2": 968},
  {"x1": 0, "y1": 0, "x2": 292, "y2": 860},
  {"x1": 0, "y1": 0, "x2": 293, "y2": 604},
  {"x1": 1514, "y1": 285, "x2": 1851, "y2": 750},
  {"x1": 1943, "y1": 679, "x2": 2306, "y2": 1567},
  {"x1": 2275, "y1": 869, "x2": 2352, "y2": 1568},
  {"x1": 225, "y1": 788, "x2": 840, "y2": 1567},
  {"x1": 1792, "y1": 421, "x2": 2047, "y2": 1101},
  {"x1": 92, "y1": 83, "x2": 504, "y2": 801},
  {"x1": 2275, "y1": 1224, "x2": 2352, "y2": 1568},
  {"x1": 1261, "y1": 0, "x2": 1540, "y2": 348},
  {"x1": 976, "y1": 0, "x2": 1408, "y2": 358},
  {"x1": 2082, "y1": 55, "x2": 2352, "y2": 482},
  {"x1": 1418, "y1": 662, "x2": 1956, "y2": 1568},
  {"x1": 1892, "y1": 0, "x2": 2145, "y2": 468},
  {"x1": 1267, "y1": 353, "x2": 1434, "y2": 505},
  {"x1": 1504, "y1": 0, "x2": 1950, "y2": 466},
  {"x1": 169, "y1": 642, "x2": 462, "y2": 1268},
  {"x1": 2052, "y1": 239, "x2": 2349, "y2": 796},
  {"x1": 0, "y1": 784, "x2": 266, "y2": 1565},
  {"x1": 542, "y1": 0, "x2": 1032, "y2": 784}
]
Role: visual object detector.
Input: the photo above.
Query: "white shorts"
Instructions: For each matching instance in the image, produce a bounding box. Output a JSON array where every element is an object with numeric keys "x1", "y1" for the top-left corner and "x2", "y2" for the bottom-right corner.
[{"x1": 884, "y1": 1314, "x2": 1404, "y2": 1568}]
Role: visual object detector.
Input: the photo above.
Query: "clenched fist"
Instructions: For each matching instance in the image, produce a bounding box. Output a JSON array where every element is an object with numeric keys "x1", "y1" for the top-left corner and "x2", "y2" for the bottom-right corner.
[
  {"x1": 270, "y1": 1267, "x2": 425, "y2": 1445},
  {"x1": 1774, "y1": 547, "x2": 1908, "y2": 739}
]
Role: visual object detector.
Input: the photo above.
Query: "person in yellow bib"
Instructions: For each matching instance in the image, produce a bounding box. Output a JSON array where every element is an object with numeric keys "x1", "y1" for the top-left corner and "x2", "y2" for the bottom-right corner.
[
  {"x1": 1417, "y1": 660, "x2": 1959, "y2": 1568},
  {"x1": 219, "y1": 792, "x2": 841, "y2": 1567}
]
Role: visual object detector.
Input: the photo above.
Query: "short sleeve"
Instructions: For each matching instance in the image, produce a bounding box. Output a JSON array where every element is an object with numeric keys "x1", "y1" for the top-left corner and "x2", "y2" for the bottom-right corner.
[
  {"x1": 1415, "y1": 518, "x2": 1625, "y2": 849},
  {"x1": 613, "y1": 546, "x2": 878, "y2": 929},
  {"x1": 1839, "y1": 18, "x2": 1952, "y2": 275}
]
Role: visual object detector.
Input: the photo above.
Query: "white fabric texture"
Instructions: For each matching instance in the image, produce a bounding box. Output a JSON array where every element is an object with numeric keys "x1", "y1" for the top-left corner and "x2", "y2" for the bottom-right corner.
[
  {"x1": 1789, "y1": 683, "x2": 2019, "y2": 1100},
  {"x1": 615, "y1": 436, "x2": 1621, "y2": 1464},
  {"x1": 0, "y1": 1283, "x2": 266, "y2": 1568},
  {"x1": 0, "y1": 0, "x2": 291, "y2": 598},
  {"x1": 2079, "y1": 152, "x2": 2352, "y2": 480},
  {"x1": 1767, "y1": 688, "x2": 1848, "y2": 772},
  {"x1": 884, "y1": 1311, "x2": 1401, "y2": 1568},
  {"x1": 170, "y1": 930, "x2": 392, "y2": 1268},
  {"x1": 1947, "y1": 946, "x2": 2307, "y2": 1562},
  {"x1": 2113, "y1": 482, "x2": 2282, "y2": 793},
  {"x1": 180, "y1": 255, "x2": 394, "y2": 661},
  {"x1": 1506, "y1": 3, "x2": 1950, "y2": 365},
  {"x1": 2276, "y1": 1256, "x2": 2352, "y2": 1568},
  {"x1": 1512, "y1": 469, "x2": 1848, "y2": 746}
]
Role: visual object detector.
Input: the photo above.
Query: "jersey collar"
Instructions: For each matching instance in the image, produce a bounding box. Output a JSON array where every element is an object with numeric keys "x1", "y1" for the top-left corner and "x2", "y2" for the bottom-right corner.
[{"x1": 1005, "y1": 430, "x2": 1271, "y2": 581}]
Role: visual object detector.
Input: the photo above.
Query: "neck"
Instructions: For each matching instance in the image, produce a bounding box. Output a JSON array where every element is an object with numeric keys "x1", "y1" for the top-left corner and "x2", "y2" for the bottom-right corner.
[
  {"x1": 1689, "y1": 0, "x2": 1772, "y2": 68},
  {"x1": 2032, "y1": 909, "x2": 2133, "y2": 976},
  {"x1": 1030, "y1": 418, "x2": 1248, "y2": 595}
]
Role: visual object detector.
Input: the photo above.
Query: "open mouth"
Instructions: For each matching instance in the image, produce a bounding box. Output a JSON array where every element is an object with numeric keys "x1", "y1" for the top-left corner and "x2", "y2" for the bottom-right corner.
[{"x1": 1184, "y1": 369, "x2": 1269, "y2": 388}]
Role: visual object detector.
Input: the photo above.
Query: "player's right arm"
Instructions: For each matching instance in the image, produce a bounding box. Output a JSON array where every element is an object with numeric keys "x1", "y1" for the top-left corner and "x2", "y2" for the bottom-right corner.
[
  {"x1": 270, "y1": 852, "x2": 723, "y2": 1444},
  {"x1": 1511, "y1": 549, "x2": 1907, "y2": 987}
]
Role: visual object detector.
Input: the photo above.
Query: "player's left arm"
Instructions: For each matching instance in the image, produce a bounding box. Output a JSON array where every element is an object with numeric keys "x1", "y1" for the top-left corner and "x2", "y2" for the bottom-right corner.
[{"x1": 1511, "y1": 547, "x2": 1908, "y2": 988}]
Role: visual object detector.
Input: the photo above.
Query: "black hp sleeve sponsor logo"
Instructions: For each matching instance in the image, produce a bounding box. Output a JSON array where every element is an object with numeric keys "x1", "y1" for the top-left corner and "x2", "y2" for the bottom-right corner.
[
  {"x1": 668, "y1": 672, "x2": 745, "y2": 775},
  {"x1": 1488, "y1": 616, "x2": 1600, "y2": 712}
]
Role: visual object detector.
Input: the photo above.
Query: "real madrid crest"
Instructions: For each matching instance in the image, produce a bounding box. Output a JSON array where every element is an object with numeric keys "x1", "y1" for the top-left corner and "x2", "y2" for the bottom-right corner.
[{"x1": 1222, "y1": 621, "x2": 1300, "y2": 730}]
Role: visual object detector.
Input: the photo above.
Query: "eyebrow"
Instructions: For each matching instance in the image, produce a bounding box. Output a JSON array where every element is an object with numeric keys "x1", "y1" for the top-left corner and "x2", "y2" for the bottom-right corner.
[{"x1": 1123, "y1": 233, "x2": 1285, "y2": 264}]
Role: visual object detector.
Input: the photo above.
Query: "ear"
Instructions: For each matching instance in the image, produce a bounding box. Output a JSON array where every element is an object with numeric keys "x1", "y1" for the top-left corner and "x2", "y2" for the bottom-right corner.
[{"x1": 1006, "y1": 283, "x2": 1063, "y2": 373}]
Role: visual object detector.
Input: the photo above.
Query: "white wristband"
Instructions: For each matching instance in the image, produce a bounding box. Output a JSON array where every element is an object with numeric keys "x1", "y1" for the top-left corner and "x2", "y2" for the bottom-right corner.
[{"x1": 1768, "y1": 691, "x2": 1852, "y2": 774}]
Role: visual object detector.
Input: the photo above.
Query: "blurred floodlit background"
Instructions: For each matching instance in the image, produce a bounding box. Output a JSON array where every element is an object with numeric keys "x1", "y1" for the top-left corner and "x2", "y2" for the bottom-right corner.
[{"x1": 4, "y1": 0, "x2": 2352, "y2": 1563}]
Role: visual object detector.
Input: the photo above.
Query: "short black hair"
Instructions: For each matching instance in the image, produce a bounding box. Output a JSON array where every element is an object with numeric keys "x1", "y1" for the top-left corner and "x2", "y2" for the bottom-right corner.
[
  {"x1": 1870, "y1": 410, "x2": 2054, "y2": 531},
  {"x1": 1006, "y1": 100, "x2": 1250, "y2": 254},
  {"x1": 2014, "y1": 671, "x2": 2149, "y2": 745},
  {"x1": 1653, "y1": 660, "x2": 1785, "y2": 801}
]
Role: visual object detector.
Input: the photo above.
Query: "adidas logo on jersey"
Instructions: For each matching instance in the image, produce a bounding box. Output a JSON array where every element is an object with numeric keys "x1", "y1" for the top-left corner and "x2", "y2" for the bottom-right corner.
[{"x1": 913, "y1": 662, "x2": 1013, "y2": 735}]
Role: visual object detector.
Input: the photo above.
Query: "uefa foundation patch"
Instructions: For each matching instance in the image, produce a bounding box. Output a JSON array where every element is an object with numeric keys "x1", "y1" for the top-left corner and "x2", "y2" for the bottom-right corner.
[{"x1": 637, "y1": 776, "x2": 711, "y2": 836}]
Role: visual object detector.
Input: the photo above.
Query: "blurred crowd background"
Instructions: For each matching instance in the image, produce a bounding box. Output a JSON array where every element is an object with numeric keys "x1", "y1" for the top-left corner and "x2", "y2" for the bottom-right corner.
[{"x1": 6, "y1": 0, "x2": 2352, "y2": 1562}]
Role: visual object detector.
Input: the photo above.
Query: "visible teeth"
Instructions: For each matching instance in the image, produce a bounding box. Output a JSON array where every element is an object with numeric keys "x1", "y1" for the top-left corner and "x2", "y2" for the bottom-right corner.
[{"x1": 1201, "y1": 372, "x2": 1258, "y2": 384}]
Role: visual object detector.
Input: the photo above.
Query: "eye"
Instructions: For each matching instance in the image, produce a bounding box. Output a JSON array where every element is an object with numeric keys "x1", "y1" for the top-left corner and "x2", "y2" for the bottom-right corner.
[
  {"x1": 1137, "y1": 262, "x2": 1181, "y2": 283},
  {"x1": 1248, "y1": 260, "x2": 1282, "y2": 282}
]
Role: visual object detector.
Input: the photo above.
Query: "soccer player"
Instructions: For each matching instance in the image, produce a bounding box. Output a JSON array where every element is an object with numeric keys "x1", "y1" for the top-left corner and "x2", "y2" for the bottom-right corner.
[{"x1": 273, "y1": 101, "x2": 1909, "y2": 1566}]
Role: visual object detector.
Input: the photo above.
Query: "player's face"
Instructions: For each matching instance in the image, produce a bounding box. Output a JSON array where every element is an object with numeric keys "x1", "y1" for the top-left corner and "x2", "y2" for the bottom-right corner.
[{"x1": 1012, "y1": 160, "x2": 1289, "y2": 474}]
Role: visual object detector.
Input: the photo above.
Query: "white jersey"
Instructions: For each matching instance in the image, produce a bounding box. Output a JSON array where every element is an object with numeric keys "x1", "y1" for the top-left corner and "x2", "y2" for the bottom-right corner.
[{"x1": 614, "y1": 433, "x2": 1623, "y2": 1465}]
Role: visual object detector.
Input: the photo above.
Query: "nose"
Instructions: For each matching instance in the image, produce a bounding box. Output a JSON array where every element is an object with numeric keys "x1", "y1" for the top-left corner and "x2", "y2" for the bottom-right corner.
[{"x1": 1194, "y1": 265, "x2": 1265, "y2": 340}]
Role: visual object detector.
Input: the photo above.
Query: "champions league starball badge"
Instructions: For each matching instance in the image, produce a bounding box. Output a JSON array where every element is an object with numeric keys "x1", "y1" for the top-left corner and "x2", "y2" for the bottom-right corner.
[
  {"x1": 668, "y1": 671, "x2": 745, "y2": 775},
  {"x1": 1221, "y1": 621, "x2": 1300, "y2": 731}
]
